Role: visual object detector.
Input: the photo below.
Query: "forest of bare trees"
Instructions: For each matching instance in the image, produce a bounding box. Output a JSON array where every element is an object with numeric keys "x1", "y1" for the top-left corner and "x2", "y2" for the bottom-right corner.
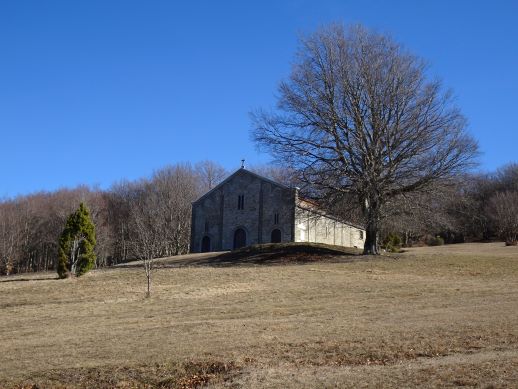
[
  {"x1": 0, "y1": 160, "x2": 517, "y2": 275},
  {"x1": 0, "y1": 161, "x2": 224, "y2": 276}
]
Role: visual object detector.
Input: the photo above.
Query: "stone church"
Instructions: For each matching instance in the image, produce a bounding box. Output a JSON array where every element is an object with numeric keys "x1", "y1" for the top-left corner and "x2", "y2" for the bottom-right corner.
[{"x1": 190, "y1": 167, "x2": 366, "y2": 252}]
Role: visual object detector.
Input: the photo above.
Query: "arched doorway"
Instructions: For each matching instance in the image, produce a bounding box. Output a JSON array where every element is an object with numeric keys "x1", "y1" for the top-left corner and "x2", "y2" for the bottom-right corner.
[
  {"x1": 201, "y1": 236, "x2": 211, "y2": 252},
  {"x1": 271, "y1": 229, "x2": 281, "y2": 243},
  {"x1": 233, "y1": 228, "x2": 246, "y2": 249}
]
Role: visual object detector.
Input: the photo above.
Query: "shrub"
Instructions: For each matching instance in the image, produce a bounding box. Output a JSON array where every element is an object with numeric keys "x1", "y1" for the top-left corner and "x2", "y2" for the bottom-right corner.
[
  {"x1": 383, "y1": 233, "x2": 402, "y2": 253},
  {"x1": 426, "y1": 235, "x2": 445, "y2": 246}
]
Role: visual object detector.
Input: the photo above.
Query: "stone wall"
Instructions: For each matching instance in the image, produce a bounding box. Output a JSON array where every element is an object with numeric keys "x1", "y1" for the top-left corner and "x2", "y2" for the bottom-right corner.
[{"x1": 191, "y1": 169, "x2": 295, "y2": 252}]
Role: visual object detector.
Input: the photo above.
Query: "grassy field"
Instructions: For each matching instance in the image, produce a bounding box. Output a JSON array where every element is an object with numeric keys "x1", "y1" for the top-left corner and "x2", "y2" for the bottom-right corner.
[{"x1": 1, "y1": 242, "x2": 518, "y2": 388}]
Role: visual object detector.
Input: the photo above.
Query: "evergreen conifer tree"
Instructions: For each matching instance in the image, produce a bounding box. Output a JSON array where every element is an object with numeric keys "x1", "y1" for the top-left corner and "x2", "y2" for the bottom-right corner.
[{"x1": 57, "y1": 203, "x2": 96, "y2": 278}]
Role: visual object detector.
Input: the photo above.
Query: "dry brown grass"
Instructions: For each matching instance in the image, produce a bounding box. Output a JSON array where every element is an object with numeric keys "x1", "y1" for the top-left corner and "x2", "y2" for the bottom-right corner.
[{"x1": 1, "y1": 242, "x2": 518, "y2": 388}]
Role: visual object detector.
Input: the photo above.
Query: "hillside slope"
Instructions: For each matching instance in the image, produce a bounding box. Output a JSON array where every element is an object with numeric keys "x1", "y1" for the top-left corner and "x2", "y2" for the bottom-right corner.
[{"x1": 1, "y1": 243, "x2": 518, "y2": 388}]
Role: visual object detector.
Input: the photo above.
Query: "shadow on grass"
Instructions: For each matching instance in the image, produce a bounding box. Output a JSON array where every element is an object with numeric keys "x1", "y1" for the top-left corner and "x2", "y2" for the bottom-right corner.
[
  {"x1": 0, "y1": 276, "x2": 59, "y2": 283},
  {"x1": 165, "y1": 242, "x2": 363, "y2": 268}
]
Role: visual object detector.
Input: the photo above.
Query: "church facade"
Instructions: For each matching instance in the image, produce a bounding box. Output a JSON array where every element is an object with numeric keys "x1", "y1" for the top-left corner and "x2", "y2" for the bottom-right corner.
[{"x1": 190, "y1": 168, "x2": 365, "y2": 253}]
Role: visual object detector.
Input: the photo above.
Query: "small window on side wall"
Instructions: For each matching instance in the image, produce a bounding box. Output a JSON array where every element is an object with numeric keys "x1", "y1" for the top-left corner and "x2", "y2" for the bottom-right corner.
[
  {"x1": 274, "y1": 212, "x2": 279, "y2": 224},
  {"x1": 359, "y1": 230, "x2": 364, "y2": 240}
]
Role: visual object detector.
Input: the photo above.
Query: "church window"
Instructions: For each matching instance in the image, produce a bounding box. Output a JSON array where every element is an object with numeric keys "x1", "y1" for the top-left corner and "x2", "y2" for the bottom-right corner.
[
  {"x1": 274, "y1": 212, "x2": 279, "y2": 224},
  {"x1": 237, "y1": 194, "x2": 244, "y2": 210},
  {"x1": 204, "y1": 220, "x2": 209, "y2": 233}
]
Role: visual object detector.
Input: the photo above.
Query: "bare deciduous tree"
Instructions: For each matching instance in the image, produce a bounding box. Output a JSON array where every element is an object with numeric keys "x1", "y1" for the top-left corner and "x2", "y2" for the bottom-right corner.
[
  {"x1": 120, "y1": 164, "x2": 200, "y2": 296},
  {"x1": 249, "y1": 164, "x2": 302, "y2": 188},
  {"x1": 252, "y1": 24, "x2": 478, "y2": 254},
  {"x1": 0, "y1": 201, "x2": 22, "y2": 275},
  {"x1": 486, "y1": 191, "x2": 518, "y2": 245},
  {"x1": 128, "y1": 184, "x2": 162, "y2": 297},
  {"x1": 152, "y1": 164, "x2": 200, "y2": 256},
  {"x1": 195, "y1": 160, "x2": 227, "y2": 192},
  {"x1": 382, "y1": 184, "x2": 459, "y2": 246}
]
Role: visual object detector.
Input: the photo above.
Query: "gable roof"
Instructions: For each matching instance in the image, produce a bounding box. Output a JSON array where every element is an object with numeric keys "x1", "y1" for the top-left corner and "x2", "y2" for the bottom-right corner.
[{"x1": 192, "y1": 168, "x2": 290, "y2": 205}]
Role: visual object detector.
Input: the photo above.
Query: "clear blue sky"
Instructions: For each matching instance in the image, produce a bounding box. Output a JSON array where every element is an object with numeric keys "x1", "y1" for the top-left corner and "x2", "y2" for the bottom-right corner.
[{"x1": 1, "y1": 1, "x2": 517, "y2": 197}]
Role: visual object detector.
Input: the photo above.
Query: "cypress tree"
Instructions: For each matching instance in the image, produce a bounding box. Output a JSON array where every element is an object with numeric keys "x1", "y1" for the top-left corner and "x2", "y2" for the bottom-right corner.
[{"x1": 57, "y1": 203, "x2": 97, "y2": 278}]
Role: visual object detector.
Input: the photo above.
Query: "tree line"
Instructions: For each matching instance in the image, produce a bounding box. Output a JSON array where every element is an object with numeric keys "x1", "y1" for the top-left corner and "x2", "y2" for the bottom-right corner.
[
  {"x1": 1, "y1": 158, "x2": 516, "y2": 276},
  {"x1": 381, "y1": 163, "x2": 518, "y2": 248},
  {"x1": 0, "y1": 161, "x2": 226, "y2": 276}
]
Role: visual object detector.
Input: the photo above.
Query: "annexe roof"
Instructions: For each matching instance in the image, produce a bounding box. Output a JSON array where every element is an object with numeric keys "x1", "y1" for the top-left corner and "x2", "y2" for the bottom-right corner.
[
  {"x1": 296, "y1": 198, "x2": 365, "y2": 231},
  {"x1": 192, "y1": 168, "x2": 290, "y2": 205}
]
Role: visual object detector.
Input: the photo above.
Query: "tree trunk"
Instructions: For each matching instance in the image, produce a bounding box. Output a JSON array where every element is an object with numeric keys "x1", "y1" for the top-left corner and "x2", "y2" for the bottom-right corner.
[
  {"x1": 363, "y1": 197, "x2": 381, "y2": 255},
  {"x1": 364, "y1": 224, "x2": 380, "y2": 255},
  {"x1": 145, "y1": 263, "x2": 151, "y2": 298},
  {"x1": 146, "y1": 274, "x2": 151, "y2": 297}
]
